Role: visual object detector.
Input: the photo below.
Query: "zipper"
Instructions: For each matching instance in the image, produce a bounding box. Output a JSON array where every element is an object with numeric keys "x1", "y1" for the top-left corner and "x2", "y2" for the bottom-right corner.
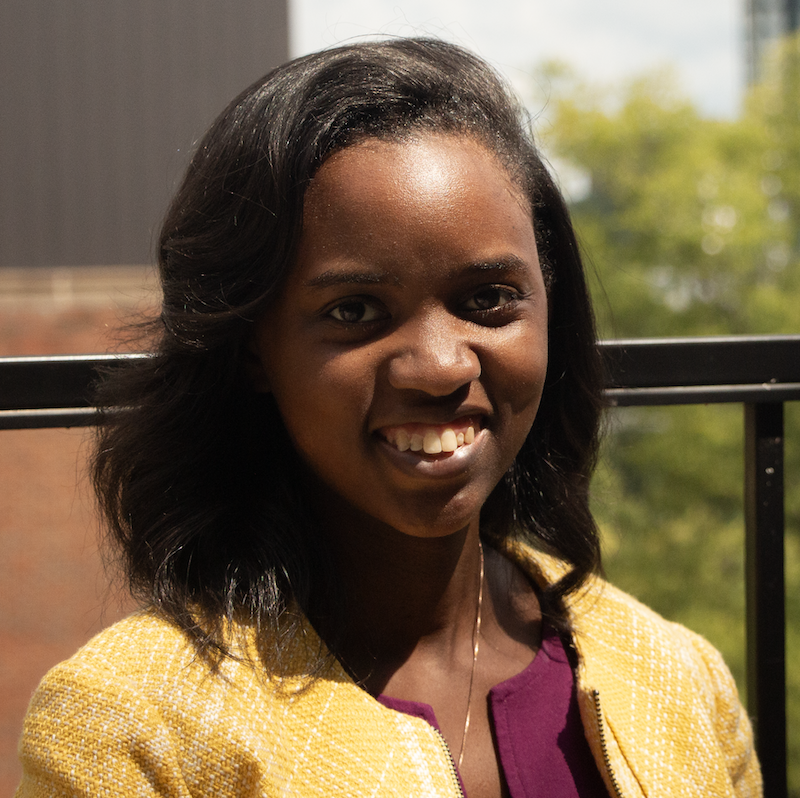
[
  {"x1": 592, "y1": 689, "x2": 624, "y2": 798},
  {"x1": 431, "y1": 726, "x2": 466, "y2": 798}
]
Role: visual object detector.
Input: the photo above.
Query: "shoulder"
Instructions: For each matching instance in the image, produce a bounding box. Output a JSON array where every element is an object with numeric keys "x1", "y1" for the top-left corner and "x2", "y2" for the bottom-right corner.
[
  {"x1": 25, "y1": 610, "x2": 218, "y2": 713},
  {"x1": 16, "y1": 611, "x2": 257, "y2": 796},
  {"x1": 45, "y1": 609, "x2": 198, "y2": 675},
  {"x1": 18, "y1": 611, "x2": 323, "y2": 796},
  {"x1": 504, "y1": 539, "x2": 739, "y2": 695},
  {"x1": 571, "y1": 577, "x2": 722, "y2": 674},
  {"x1": 20, "y1": 608, "x2": 282, "y2": 732},
  {"x1": 570, "y1": 578, "x2": 761, "y2": 796},
  {"x1": 566, "y1": 575, "x2": 741, "y2": 720},
  {"x1": 16, "y1": 611, "x2": 463, "y2": 798},
  {"x1": 504, "y1": 541, "x2": 762, "y2": 796}
]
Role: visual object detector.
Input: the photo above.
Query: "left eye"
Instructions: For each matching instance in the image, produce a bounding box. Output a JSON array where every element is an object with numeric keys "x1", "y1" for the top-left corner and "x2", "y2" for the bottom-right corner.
[
  {"x1": 462, "y1": 287, "x2": 518, "y2": 312},
  {"x1": 328, "y1": 300, "x2": 385, "y2": 323}
]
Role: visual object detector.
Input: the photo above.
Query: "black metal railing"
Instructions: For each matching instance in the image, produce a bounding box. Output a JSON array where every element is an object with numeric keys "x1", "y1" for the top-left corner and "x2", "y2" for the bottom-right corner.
[
  {"x1": 3, "y1": 335, "x2": 800, "y2": 796},
  {"x1": 604, "y1": 335, "x2": 800, "y2": 798}
]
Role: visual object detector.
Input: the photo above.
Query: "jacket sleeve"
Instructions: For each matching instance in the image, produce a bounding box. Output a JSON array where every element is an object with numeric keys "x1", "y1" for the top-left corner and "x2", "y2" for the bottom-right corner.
[
  {"x1": 686, "y1": 630, "x2": 763, "y2": 798},
  {"x1": 16, "y1": 661, "x2": 192, "y2": 798}
]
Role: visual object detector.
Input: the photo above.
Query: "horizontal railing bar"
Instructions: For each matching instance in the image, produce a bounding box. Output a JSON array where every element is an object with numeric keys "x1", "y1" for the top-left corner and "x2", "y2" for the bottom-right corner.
[
  {"x1": 3, "y1": 338, "x2": 800, "y2": 423},
  {"x1": 607, "y1": 383, "x2": 800, "y2": 407},
  {"x1": 0, "y1": 407, "x2": 100, "y2": 430},
  {"x1": 0, "y1": 353, "x2": 149, "y2": 411},
  {"x1": 5, "y1": 385, "x2": 800, "y2": 428},
  {"x1": 603, "y1": 335, "x2": 800, "y2": 389}
]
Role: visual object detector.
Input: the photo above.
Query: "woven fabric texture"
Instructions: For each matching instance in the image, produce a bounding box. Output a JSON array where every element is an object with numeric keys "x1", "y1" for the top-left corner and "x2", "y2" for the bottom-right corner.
[{"x1": 16, "y1": 544, "x2": 762, "y2": 797}]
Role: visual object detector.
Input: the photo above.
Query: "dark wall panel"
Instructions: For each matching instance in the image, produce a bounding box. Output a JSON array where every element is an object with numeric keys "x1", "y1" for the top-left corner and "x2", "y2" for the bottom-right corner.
[{"x1": 0, "y1": 0, "x2": 289, "y2": 267}]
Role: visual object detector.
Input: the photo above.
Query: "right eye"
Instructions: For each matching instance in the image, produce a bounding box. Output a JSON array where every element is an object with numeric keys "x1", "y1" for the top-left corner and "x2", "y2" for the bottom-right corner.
[{"x1": 328, "y1": 300, "x2": 386, "y2": 324}]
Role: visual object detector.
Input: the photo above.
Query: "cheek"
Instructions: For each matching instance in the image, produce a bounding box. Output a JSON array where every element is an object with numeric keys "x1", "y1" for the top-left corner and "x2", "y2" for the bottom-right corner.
[
  {"x1": 493, "y1": 328, "x2": 548, "y2": 417},
  {"x1": 267, "y1": 352, "x2": 375, "y2": 449}
]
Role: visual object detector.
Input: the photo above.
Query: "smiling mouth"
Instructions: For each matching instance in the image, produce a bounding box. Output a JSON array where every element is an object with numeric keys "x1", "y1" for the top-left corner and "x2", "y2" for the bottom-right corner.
[{"x1": 381, "y1": 419, "x2": 479, "y2": 454}]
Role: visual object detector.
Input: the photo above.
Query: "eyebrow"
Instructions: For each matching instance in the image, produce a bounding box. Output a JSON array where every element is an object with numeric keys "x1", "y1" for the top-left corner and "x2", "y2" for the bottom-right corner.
[
  {"x1": 303, "y1": 270, "x2": 402, "y2": 289},
  {"x1": 462, "y1": 256, "x2": 531, "y2": 275},
  {"x1": 303, "y1": 256, "x2": 533, "y2": 289}
]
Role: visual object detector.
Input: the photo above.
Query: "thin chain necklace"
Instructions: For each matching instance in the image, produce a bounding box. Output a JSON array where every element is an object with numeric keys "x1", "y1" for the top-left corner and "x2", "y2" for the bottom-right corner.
[{"x1": 457, "y1": 539, "x2": 484, "y2": 770}]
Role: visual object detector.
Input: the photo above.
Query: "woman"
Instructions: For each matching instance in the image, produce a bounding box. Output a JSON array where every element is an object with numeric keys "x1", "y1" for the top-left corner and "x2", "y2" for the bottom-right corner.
[{"x1": 17, "y1": 39, "x2": 761, "y2": 797}]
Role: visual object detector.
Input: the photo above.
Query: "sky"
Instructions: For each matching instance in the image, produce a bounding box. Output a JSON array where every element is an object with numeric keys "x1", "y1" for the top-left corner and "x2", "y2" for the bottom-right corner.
[{"x1": 290, "y1": 0, "x2": 744, "y2": 119}]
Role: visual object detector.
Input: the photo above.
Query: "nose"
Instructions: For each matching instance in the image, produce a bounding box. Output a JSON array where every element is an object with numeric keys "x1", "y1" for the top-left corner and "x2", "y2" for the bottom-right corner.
[{"x1": 386, "y1": 311, "x2": 481, "y2": 396}]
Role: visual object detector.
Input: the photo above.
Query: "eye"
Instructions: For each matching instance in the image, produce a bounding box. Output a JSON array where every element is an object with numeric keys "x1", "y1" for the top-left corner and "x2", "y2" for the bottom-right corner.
[
  {"x1": 328, "y1": 299, "x2": 386, "y2": 324},
  {"x1": 462, "y1": 286, "x2": 519, "y2": 312}
]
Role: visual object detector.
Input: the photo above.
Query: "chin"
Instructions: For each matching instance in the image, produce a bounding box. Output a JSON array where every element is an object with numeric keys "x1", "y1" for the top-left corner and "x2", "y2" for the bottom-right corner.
[{"x1": 378, "y1": 492, "x2": 487, "y2": 540}]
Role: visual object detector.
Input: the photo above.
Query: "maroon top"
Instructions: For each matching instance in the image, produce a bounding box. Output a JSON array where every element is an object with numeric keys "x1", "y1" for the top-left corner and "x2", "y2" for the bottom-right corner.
[{"x1": 378, "y1": 625, "x2": 609, "y2": 797}]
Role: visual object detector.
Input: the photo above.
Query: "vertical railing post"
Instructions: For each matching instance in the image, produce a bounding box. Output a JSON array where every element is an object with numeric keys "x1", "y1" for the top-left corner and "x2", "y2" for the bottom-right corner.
[{"x1": 745, "y1": 402, "x2": 786, "y2": 797}]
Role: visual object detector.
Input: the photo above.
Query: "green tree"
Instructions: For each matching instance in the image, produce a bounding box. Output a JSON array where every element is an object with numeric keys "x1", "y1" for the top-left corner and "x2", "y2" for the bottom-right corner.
[{"x1": 532, "y1": 33, "x2": 800, "y2": 793}]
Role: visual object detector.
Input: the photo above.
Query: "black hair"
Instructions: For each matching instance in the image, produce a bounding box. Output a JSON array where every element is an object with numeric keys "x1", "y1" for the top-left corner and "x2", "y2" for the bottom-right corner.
[{"x1": 93, "y1": 37, "x2": 604, "y2": 665}]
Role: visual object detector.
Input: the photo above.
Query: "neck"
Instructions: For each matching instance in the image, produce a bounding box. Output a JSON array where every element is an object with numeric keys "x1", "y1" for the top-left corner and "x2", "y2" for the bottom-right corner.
[{"x1": 310, "y1": 507, "x2": 484, "y2": 689}]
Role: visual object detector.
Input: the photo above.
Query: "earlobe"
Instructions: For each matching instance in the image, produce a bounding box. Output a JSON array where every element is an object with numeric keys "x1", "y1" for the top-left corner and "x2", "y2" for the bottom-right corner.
[{"x1": 244, "y1": 336, "x2": 271, "y2": 394}]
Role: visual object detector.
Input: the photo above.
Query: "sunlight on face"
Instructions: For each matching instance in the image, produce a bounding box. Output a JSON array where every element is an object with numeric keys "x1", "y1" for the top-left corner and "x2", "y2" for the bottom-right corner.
[{"x1": 251, "y1": 135, "x2": 548, "y2": 540}]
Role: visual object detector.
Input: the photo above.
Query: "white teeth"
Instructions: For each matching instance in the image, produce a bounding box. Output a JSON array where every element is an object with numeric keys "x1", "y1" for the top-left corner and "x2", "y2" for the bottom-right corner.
[
  {"x1": 441, "y1": 429, "x2": 457, "y2": 452},
  {"x1": 389, "y1": 424, "x2": 478, "y2": 454},
  {"x1": 423, "y1": 431, "x2": 442, "y2": 454}
]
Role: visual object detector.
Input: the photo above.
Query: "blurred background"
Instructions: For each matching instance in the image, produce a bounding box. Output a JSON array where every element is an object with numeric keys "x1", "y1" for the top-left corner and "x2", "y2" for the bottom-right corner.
[{"x1": 1, "y1": 0, "x2": 798, "y2": 793}]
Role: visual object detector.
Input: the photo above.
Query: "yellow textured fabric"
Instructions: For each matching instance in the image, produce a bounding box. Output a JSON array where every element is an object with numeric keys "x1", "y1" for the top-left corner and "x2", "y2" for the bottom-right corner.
[
  {"x1": 17, "y1": 545, "x2": 762, "y2": 797},
  {"x1": 504, "y1": 542, "x2": 762, "y2": 798},
  {"x1": 15, "y1": 614, "x2": 461, "y2": 797}
]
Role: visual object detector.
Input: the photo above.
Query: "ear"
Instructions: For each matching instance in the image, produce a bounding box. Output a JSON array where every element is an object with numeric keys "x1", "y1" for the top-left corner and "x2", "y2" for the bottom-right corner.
[{"x1": 244, "y1": 334, "x2": 271, "y2": 394}]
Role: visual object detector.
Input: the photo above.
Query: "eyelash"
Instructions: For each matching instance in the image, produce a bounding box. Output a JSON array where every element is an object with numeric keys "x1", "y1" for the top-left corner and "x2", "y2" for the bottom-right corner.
[
  {"x1": 461, "y1": 286, "x2": 521, "y2": 313},
  {"x1": 325, "y1": 285, "x2": 524, "y2": 327}
]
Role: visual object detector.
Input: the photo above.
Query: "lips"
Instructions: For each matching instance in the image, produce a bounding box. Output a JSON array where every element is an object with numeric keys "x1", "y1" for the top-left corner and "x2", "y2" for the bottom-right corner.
[{"x1": 380, "y1": 418, "x2": 480, "y2": 455}]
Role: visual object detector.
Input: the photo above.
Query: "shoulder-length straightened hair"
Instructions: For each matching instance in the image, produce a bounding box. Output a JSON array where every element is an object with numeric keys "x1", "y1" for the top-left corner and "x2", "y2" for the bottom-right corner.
[{"x1": 93, "y1": 37, "x2": 604, "y2": 664}]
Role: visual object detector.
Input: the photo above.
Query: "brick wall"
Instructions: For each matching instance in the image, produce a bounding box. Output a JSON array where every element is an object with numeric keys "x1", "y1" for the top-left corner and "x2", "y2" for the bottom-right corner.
[{"x1": 0, "y1": 266, "x2": 157, "y2": 793}]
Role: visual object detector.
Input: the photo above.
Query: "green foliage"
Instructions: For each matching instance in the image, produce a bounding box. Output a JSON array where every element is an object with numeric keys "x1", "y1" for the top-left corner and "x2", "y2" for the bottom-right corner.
[{"x1": 532, "y1": 34, "x2": 800, "y2": 793}]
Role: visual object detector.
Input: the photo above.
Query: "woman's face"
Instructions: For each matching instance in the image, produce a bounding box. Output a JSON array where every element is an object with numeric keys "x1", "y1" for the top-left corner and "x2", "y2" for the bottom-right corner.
[{"x1": 251, "y1": 134, "x2": 548, "y2": 538}]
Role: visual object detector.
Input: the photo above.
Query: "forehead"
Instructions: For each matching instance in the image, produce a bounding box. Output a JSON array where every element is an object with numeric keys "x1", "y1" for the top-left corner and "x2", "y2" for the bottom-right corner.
[
  {"x1": 294, "y1": 135, "x2": 536, "y2": 276},
  {"x1": 306, "y1": 134, "x2": 530, "y2": 222}
]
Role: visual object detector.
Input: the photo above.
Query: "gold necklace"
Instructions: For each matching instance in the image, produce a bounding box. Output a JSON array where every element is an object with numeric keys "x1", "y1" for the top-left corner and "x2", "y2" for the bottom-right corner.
[{"x1": 457, "y1": 539, "x2": 484, "y2": 770}]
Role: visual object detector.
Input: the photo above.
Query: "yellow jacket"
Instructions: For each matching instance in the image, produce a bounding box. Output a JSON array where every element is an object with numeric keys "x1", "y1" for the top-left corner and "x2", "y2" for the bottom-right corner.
[{"x1": 17, "y1": 545, "x2": 762, "y2": 797}]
